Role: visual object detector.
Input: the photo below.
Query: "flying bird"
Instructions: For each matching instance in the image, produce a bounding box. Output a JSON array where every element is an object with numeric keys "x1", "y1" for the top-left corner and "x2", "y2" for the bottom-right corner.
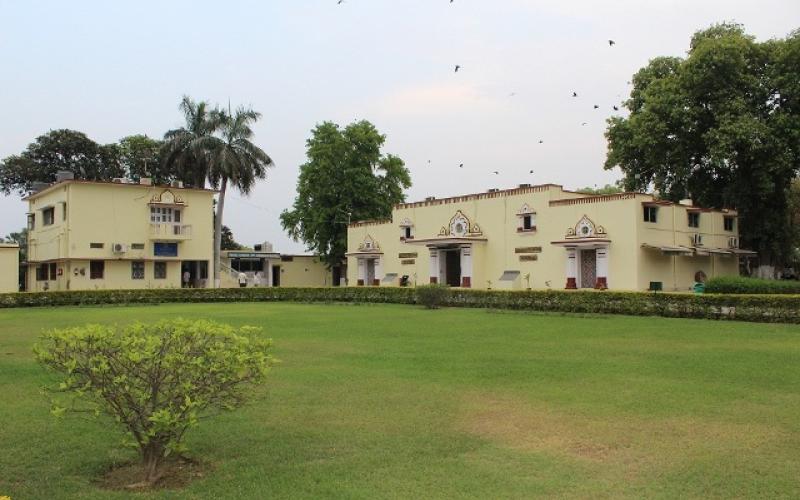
[
  {"x1": 538, "y1": 140, "x2": 543, "y2": 144},
  {"x1": 613, "y1": 105, "x2": 619, "y2": 111},
  {"x1": 509, "y1": 92, "x2": 516, "y2": 97},
  {"x1": 459, "y1": 163, "x2": 464, "y2": 168},
  {"x1": 529, "y1": 170, "x2": 534, "y2": 174},
  {"x1": 492, "y1": 171, "x2": 499, "y2": 175},
  {"x1": 608, "y1": 39, "x2": 615, "y2": 46},
  {"x1": 572, "y1": 92, "x2": 578, "y2": 97},
  {"x1": 593, "y1": 104, "x2": 600, "y2": 109},
  {"x1": 454, "y1": 65, "x2": 461, "y2": 73},
  {"x1": 581, "y1": 122, "x2": 587, "y2": 126}
]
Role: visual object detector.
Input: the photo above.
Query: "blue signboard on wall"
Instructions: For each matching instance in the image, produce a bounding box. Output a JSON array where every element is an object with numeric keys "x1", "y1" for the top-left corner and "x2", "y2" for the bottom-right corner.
[{"x1": 153, "y1": 242, "x2": 178, "y2": 257}]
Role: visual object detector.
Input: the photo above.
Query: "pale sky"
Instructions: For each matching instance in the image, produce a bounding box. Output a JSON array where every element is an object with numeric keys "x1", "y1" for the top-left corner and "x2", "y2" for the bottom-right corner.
[{"x1": 1, "y1": 0, "x2": 797, "y2": 252}]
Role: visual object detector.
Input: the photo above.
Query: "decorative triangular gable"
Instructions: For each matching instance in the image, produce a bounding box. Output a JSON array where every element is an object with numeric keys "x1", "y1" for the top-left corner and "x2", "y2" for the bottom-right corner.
[
  {"x1": 438, "y1": 210, "x2": 482, "y2": 237},
  {"x1": 358, "y1": 234, "x2": 380, "y2": 251},
  {"x1": 566, "y1": 215, "x2": 607, "y2": 238}
]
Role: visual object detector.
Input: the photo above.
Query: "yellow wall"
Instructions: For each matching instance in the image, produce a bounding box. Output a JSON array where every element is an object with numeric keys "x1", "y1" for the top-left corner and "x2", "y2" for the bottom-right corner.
[
  {"x1": 26, "y1": 181, "x2": 214, "y2": 291},
  {"x1": 0, "y1": 244, "x2": 19, "y2": 293},
  {"x1": 276, "y1": 256, "x2": 333, "y2": 287},
  {"x1": 346, "y1": 185, "x2": 742, "y2": 292}
]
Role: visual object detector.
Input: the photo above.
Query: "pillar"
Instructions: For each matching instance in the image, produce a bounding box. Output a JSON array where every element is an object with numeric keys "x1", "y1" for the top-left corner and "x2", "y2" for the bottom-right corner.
[
  {"x1": 429, "y1": 249, "x2": 438, "y2": 284},
  {"x1": 357, "y1": 258, "x2": 365, "y2": 286},
  {"x1": 460, "y1": 245, "x2": 472, "y2": 288},
  {"x1": 595, "y1": 246, "x2": 608, "y2": 289},
  {"x1": 373, "y1": 258, "x2": 381, "y2": 286},
  {"x1": 565, "y1": 247, "x2": 577, "y2": 289}
]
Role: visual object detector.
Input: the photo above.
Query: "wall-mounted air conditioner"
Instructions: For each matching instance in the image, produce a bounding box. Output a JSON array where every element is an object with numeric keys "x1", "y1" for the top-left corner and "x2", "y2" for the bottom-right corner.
[
  {"x1": 691, "y1": 233, "x2": 704, "y2": 246},
  {"x1": 112, "y1": 243, "x2": 128, "y2": 254},
  {"x1": 728, "y1": 237, "x2": 739, "y2": 249}
]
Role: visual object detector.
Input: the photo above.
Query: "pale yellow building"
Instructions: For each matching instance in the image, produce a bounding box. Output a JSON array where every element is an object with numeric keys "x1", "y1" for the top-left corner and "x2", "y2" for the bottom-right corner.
[
  {"x1": 0, "y1": 243, "x2": 20, "y2": 293},
  {"x1": 220, "y1": 246, "x2": 334, "y2": 288},
  {"x1": 25, "y1": 178, "x2": 215, "y2": 291},
  {"x1": 346, "y1": 184, "x2": 754, "y2": 292}
]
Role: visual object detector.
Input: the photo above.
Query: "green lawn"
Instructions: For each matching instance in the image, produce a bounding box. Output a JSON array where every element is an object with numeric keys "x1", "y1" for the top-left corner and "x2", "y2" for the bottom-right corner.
[{"x1": 2, "y1": 303, "x2": 800, "y2": 499}]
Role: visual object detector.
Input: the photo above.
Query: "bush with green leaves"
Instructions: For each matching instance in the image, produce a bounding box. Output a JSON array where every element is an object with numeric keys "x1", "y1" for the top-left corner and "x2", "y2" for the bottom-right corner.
[
  {"x1": 416, "y1": 284, "x2": 450, "y2": 309},
  {"x1": 705, "y1": 276, "x2": 800, "y2": 294},
  {"x1": 34, "y1": 319, "x2": 274, "y2": 486}
]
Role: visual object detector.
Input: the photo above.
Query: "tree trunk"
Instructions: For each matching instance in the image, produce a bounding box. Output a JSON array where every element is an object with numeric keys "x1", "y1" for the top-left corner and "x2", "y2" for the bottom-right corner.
[
  {"x1": 213, "y1": 176, "x2": 227, "y2": 288},
  {"x1": 141, "y1": 442, "x2": 165, "y2": 485}
]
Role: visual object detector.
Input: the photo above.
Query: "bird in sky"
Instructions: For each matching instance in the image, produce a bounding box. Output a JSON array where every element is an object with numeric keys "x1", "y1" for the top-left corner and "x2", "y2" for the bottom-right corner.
[
  {"x1": 538, "y1": 140, "x2": 544, "y2": 144},
  {"x1": 593, "y1": 104, "x2": 600, "y2": 109},
  {"x1": 572, "y1": 92, "x2": 578, "y2": 97},
  {"x1": 613, "y1": 105, "x2": 619, "y2": 111},
  {"x1": 454, "y1": 65, "x2": 460, "y2": 73},
  {"x1": 581, "y1": 122, "x2": 587, "y2": 126},
  {"x1": 529, "y1": 170, "x2": 534, "y2": 174},
  {"x1": 459, "y1": 163, "x2": 464, "y2": 168},
  {"x1": 608, "y1": 39, "x2": 615, "y2": 46},
  {"x1": 492, "y1": 171, "x2": 499, "y2": 175},
  {"x1": 509, "y1": 92, "x2": 516, "y2": 97},
  {"x1": 338, "y1": 0, "x2": 344, "y2": 4}
]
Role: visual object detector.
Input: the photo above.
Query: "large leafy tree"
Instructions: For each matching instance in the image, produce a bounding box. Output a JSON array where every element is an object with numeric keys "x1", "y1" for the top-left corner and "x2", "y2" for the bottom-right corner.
[
  {"x1": 0, "y1": 129, "x2": 124, "y2": 195},
  {"x1": 605, "y1": 24, "x2": 800, "y2": 263},
  {"x1": 118, "y1": 135, "x2": 167, "y2": 184},
  {"x1": 208, "y1": 107, "x2": 273, "y2": 285},
  {"x1": 220, "y1": 225, "x2": 245, "y2": 251},
  {"x1": 161, "y1": 96, "x2": 221, "y2": 188},
  {"x1": 280, "y1": 120, "x2": 411, "y2": 268}
]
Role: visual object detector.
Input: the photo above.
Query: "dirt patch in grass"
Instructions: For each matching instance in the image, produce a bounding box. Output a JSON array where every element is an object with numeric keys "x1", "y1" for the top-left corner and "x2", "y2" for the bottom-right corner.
[
  {"x1": 460, "y1": 393, "x2": 785, "y2": 477},
  {"x1": 97, "y1": 457, "x2": 210, "y2": 491}
]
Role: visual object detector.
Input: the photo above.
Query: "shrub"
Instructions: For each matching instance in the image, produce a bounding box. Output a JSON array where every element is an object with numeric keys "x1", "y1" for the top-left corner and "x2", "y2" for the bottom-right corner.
[
  {"x1": 416, "y1": 284, "x2": 450, "y2": 309},
  {"x1": 705, "y1": 276, "x2": 800, "y2": 294},
  {"x1": 34, "y1": 319, "x2": 274, "y2": 487}
]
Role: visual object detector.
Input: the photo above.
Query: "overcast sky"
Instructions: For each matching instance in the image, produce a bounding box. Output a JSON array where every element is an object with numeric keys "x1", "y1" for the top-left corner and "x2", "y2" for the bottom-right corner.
[{"x1": 1, "y1": 0, "x2": 797, "y2": 252}]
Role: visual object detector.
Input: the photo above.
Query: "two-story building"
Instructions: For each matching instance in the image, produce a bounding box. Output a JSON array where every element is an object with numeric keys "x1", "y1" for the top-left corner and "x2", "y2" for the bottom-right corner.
[
  {"x1": 346, "y1": 184, "x2": 754, "y2": 292},
  {"x1": 25, "y1": 176, "x2": 215, "y2": 291},
  {"x1": 0, "y1": 243, "x2": 20, "y2": 293}
]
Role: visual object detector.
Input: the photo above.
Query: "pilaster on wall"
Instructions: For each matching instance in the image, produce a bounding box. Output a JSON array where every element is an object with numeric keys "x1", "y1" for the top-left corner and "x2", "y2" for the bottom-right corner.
[
  {"x1": 595, "y1": 247, "x2": 609, "y2": 289},
  {"x1": 565, "y1": 248, "x2": 578, "y2": 289},
  {"x1": 429, "y1": 249, "x2": 439, "y2": 284},
  {"x1": 460, "y1": 245, "x2": 473, "y2": 288},
  {"x1": 357, "y1": 259, "x2": 365, "y2": 286}
]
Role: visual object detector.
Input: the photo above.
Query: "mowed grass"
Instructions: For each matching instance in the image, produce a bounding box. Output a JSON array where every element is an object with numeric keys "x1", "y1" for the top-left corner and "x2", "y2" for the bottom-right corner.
[{"x1": 2, "y1": 304, "x2": 800, "y2": 499}]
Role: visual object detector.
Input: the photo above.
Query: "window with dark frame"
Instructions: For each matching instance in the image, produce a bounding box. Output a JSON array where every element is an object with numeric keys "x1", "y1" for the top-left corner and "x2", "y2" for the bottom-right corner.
[
  {"x1": 724, "y1": 217, "x2": 734, "y2": 231},
  {"x1": 523, "y1": 215, "x2": 533, "y2": 230},
  {"x1": 90, "y1": 242, "x2": 104, "y2": 249},
  {"x1": 131, "y1": 243, "x2": 145, "y2": 250},
  {"x1": 90, "y1": 260, "x2": 104, "y2": 279},
  {"x1": 48, "y1": 263, "x2": 57, "y2": 281},
  {"x1": 131, "y1": 261, "x2": 145, "y2": 280},
  {"x1": 27, "y1": 214, "x2": 35, "y2": 230},
  {"x1": 688, "y1": 212, "x2": 700, "y2": 228},
  {"x1": 403, "y1": 226, "x2": 412, "y2": 239},
  {"x1": 154, "y1": 261, "x2": 167, "y2": 279},
  {"x1": 42, "y1": 207, "x2": 55, "y2": 226},
  {"x1": 36, "y1": 264, "x2": 47, "y2": 281},
  {"x1": 643, "y1": 206, "x2": 658, "y2": 223}
]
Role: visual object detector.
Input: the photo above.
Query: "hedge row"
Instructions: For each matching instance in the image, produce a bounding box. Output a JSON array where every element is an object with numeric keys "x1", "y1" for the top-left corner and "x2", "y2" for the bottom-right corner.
[
  {"x1": 705, "y1": 276, "x2": 800, "y2": 294},
  {"x1": 2, "y1": 286, "x2": 800, "y2": 323}
]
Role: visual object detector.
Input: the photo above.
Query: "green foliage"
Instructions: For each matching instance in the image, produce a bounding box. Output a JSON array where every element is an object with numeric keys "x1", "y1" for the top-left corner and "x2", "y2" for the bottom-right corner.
[
  {"x1": 3, "y1": 286, "x2": 800, "y2": 324},
  {"x1": 118, "y1": 135, "x2": 167, "y2": 184},
  {"x1": 280, "y1": 120, "x2": 411, "y2": 268},
  {"x1": 1, "y1": 227, "x2": 27, "y2": 263},
  {"x1": 221, "y1": 225, "x2": 245, "y2": 250},
  {"x1": 0, "y1": 129, "x2": 125, "y2": 195},
  {"x1": 605, "y1": 23, "x2": 800, "y2": 263},
  {"x1": 575, "y1": 183, "x2": 624, "y2": 195},
  {"x1": 416, "y1": 284, "x2": 450, "y2": 309},
  {"x1": 706, "y1": 276, "x2": 800, "y2": 294},
  {"x1": 33, "y1": 319, "x2": 273, "y2": 484},
  {"x1": 161, "y1": 96, "x2": 222, "y2": 189}
]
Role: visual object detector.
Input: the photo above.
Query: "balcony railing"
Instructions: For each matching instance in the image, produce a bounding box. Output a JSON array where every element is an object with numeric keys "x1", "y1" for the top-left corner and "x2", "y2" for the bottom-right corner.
[{"x1": 149, "y1": 223, "x2": 192, "y2": 240}]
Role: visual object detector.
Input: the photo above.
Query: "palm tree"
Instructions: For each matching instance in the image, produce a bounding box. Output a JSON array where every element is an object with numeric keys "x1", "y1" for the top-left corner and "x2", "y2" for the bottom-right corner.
[
  {"x1": 208, "y1": 106, "x2": 273, "y2": 286},
  {"x1": 161, "y1": 96, "x2": 221, "y2": 188}
]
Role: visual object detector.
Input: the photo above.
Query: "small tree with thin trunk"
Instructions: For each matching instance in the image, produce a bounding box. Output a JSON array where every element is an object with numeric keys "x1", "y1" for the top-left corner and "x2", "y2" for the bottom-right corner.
[{"x1": 34, "y1": 319, "x2": 274, "y2": 487}]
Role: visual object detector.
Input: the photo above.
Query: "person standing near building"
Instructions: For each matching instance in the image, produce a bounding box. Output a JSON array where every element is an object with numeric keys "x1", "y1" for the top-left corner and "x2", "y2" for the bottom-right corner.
[
  {"x1": 238, "y1": 271, "x2": 247, "y2": 288},
  {"x1": 253, "y1": 272, "x2": 262, "y2": 288}
]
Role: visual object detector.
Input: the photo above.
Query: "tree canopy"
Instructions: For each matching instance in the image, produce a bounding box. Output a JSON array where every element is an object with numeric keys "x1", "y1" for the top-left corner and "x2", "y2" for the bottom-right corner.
[
  {"x1": 280, "y1": 120, "x2": 411, "y2": 268},
  {"x1": 576, "y1": 184, "x2": 624, "y2": 195},
  {"x1": 605, "y1": 23, "x2": 800, "y2": 263}
]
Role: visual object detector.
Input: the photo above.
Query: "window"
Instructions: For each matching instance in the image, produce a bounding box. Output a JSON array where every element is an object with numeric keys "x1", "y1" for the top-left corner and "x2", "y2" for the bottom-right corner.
[
  {"x1": 724, "y1": 217, "x2": 734, "y2": 232},
  {"x1": 131, "y1": 243, "x2": 145, "y2": 250},
  {"x1": 153, "y1": 242, "x2": 178, "y2": 257},
  {"x1": 90, "y1": 260, "x2": 104, "y2": 279},
  {"x1": 150, "y1": 206, "x2": 181, "y2": 223},
  {"x1": 154, "y1": 261, "x2": 167, "y2": 279},
  {"x1": 131, "y1": 261, "x2": 145, "y2": 280},
  {"x1": 643, "y1": 206, "x2": 658, "y2": 223},
  {"x1": 402, "y1": 226, "x2": 413, "y2": 239},
  {"x1": 281, "y1": 256, "x2": 294, "y2": 262},
  {"x1": 688, "y1": 212, "x2": 700, "y2": 228},
  {"x1": 90, "y1": 242, "x2": 104, "y2": 249},
  {"x1": 42, "y1": 207, "x2": 55, "y2": 226},
  {"x1": 49, "y1": 263, "x2": 57, "y2": 281},
  {"x1": 523, "y1": 215, "x2": 533, "y2": 230},
  {"x1": 36, "y1": 264, "x2": 48, "y2": 281},
  {"x1": 27, "y1": 213, "x2": 35, "y2": 230}
]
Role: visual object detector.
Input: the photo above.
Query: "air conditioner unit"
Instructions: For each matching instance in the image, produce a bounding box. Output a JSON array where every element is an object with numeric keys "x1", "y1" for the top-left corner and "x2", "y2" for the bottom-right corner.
[
  {"x1": 728, "y1": 236, "x2": 739, "y2": 249},
  {"x1": 171, "y1": 180, "x2": 184, "y2": 188},
  {"x1": 112, "y1": 243, "x2": 128, "y2": 254},
  {"x1": 691, "y1": 234, "x2": 704, "y2": 246}
]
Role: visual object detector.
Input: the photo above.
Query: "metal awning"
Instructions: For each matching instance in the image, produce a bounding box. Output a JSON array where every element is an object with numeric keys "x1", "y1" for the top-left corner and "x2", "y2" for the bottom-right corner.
[
  {"x1": 641, "y1": 243, "x2": 693, "y2": 255},
  {"x1": 498, "y1": 270, "x2": 521, "y2": 281},
  {"x1": 345, "y1": 251, "x2": 384, "y2": 258},
  {"x1": 705, "y1": 247, "x2": 734, "y2": 256},
  {"x1": 729, "y1": 248, "x2": 758, "y2": 256}
]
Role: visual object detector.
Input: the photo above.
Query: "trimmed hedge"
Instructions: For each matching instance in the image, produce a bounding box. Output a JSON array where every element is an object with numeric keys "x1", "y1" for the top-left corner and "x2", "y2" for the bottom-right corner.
[
  {"x1": 2, "y1": 286, "x2": 800, "y2": 324},
  {"x1": 706, "y1": 276, "x2": 800, "y2": 294}
]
